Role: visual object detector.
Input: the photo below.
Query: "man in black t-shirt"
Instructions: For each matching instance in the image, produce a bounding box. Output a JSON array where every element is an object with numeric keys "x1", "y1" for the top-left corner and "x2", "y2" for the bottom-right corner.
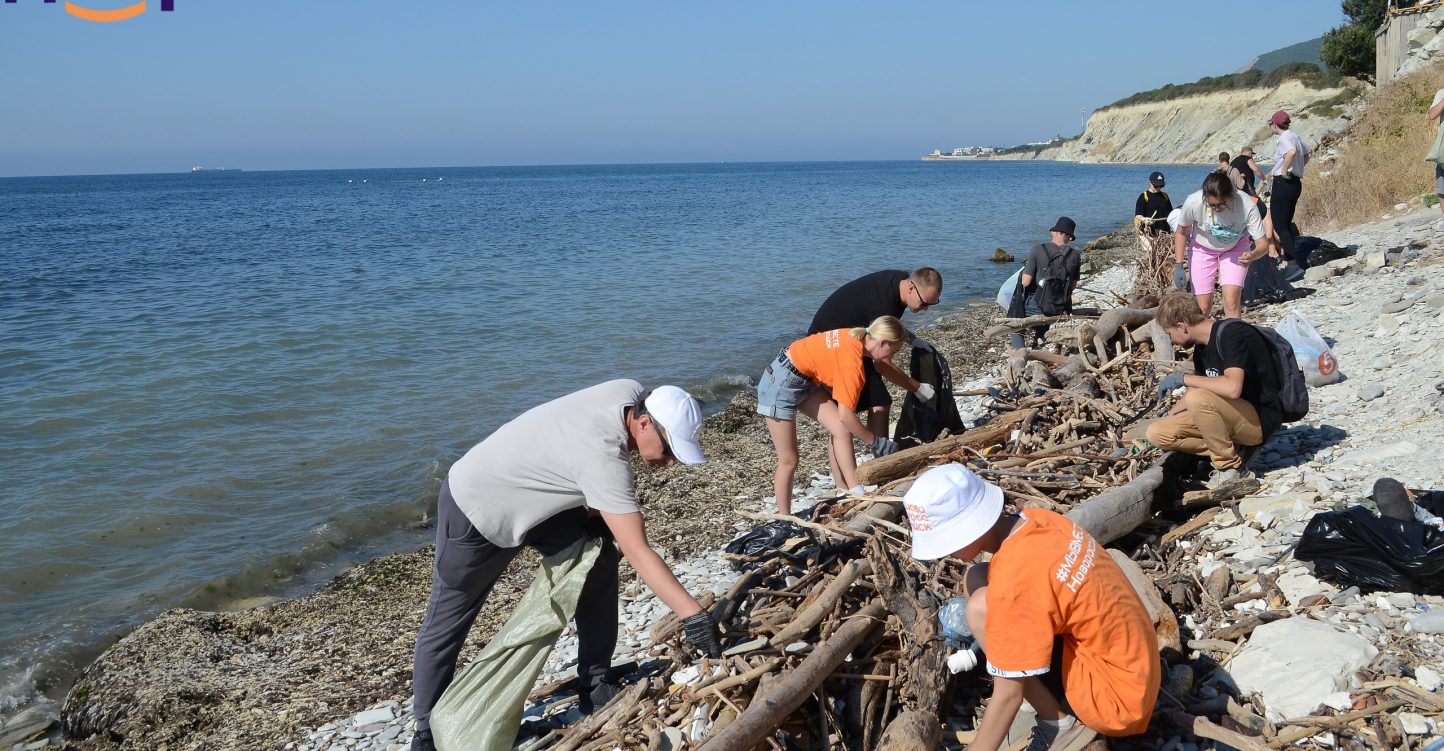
[
  {"x1": 1146, "y1": 293, "x2": 1282, "y2": 487},
  {"x1": 807, "y1": 267, "x2": 943, "y2": 435}
]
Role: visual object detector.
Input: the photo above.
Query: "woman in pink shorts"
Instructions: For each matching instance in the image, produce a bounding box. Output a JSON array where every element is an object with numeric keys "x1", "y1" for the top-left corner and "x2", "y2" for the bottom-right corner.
[{"x1": 1172, "y1": 171, "x2": 1272, "y2": 318}]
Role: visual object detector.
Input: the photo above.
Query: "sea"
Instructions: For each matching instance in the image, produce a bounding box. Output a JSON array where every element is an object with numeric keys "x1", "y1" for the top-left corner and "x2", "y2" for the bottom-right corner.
[{"x1": 0, "y1": 159, "x2": 1212, "y2": 730}]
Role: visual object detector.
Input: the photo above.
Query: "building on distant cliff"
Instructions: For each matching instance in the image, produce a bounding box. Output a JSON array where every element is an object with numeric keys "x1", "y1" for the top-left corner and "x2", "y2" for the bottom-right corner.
[{"x1": 1377, "y1": 0, "x2": 1444, "y2": 84}]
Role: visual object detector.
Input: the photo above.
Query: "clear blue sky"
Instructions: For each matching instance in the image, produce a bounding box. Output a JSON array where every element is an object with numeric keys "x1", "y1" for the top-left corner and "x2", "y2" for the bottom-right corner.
[{"x1": 1, "y1": 1, "x2": 1345, "y2": 176}]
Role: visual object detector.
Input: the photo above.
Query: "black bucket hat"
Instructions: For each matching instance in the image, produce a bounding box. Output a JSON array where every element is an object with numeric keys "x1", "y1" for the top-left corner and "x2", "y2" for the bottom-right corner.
[{"x1": 1050, "y1": 216, "x2": 1076, "y2": 239}]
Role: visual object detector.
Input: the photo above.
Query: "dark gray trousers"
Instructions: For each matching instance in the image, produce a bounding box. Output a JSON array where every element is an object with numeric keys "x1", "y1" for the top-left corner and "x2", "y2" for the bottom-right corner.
[{"x1": 411, "y1": 480, "x2": 620, "y2": 729}]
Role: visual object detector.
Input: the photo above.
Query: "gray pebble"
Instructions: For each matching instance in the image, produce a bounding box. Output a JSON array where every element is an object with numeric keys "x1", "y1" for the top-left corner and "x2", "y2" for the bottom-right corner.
[{"x1": 1358, "y1": 384, "x2": 1385, "y2": 401}]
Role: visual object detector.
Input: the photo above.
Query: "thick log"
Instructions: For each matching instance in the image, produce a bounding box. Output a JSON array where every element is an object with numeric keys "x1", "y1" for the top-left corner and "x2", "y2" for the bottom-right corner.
[
  {"x1": 1090, "y1": 307, "x2": 1157, "y2": 363},
  {"x1": 856, "y1": 410, "x2": 1027, "y2": 487},
  {"x1": 696, "y1": 600, "x2": 886, "y2": 751},
  {"x1": 1065, "y1": 464, "x2": 1167, "y2": 545},
  {"x1": 769, "y1": 559, "x2": 872, "y2": 646},
  {"x1": 1179, "y1": 478, "x2": 1262, "y2": 509},
  {"x1": 869, "y1": 538, "x2": 949, "y2": 751},
  {"x1": 984, "y1": 314, "x2": 1097, "y2": 338}
]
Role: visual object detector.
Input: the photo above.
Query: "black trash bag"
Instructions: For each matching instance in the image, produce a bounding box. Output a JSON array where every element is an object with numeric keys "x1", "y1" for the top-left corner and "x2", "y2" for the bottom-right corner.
[
  {"x1": 722, "y1": 500, "x2": 838, "y2": 570},
  {"x1": 724, "y1": 519, "x2": 809, "y2": 560},
  {"x1": 894, "y1": 337, "x2": 966, "y2": 449},
  {"x1": 1296, "y1": 503, "x2": 1444, "y2": 595}
]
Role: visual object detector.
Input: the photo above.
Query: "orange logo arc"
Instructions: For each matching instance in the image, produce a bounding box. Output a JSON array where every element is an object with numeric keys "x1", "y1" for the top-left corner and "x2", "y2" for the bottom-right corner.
[{"x1": 65, "y1": 1, "x2": 146, "y2": 22}]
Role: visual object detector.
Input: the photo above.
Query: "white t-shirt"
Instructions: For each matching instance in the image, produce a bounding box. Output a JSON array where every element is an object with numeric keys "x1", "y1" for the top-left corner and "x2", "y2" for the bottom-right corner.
[
  {"x1": 1177, "y1": 190, "x2": 1266, "y2": 252},
  {"x1": 1272, "y1": 129, "x2": 1309, "y2": 177},
  {"x1": 448, "y1": 379, "x2": 644, "y2": 546}
]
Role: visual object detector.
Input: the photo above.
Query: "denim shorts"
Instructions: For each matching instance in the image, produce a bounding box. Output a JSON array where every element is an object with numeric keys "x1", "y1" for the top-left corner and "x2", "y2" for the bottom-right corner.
[{"x1": 756, "y1": 354, "x2": 818, "y2": 421}]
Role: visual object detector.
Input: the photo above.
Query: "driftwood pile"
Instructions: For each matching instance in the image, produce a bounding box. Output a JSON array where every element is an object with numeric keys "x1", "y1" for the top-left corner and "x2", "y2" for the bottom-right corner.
[
  {"x1": 512, "y1": 297, "x2": 1442, "y2": 750},
  {"x1": 508, "y1": 304, "x2": 1192, "y2": 751},
  {"x1": 515, "y1": 497, "x2": 965, "y2": 751}
]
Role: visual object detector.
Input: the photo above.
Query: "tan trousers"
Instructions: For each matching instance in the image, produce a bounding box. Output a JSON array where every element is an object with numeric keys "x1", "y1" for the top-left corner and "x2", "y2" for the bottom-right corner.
[{"x1": 1146, "y1": 388, "x2": 1263, "y2": 469}]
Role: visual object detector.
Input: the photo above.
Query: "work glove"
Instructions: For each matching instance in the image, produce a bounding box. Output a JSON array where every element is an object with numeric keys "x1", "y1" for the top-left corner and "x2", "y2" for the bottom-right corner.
[
  {"x1": 1156, "y1": 372, "x2": 1187, "y2": 401},
  {"x1": 1172, "y1": 262, "x2": 1188, "y2": 292},
  {"x1": 870, "y1": 435, "x2": 900, "y2": 457},
  {"x1": 681, "y1": 611, "x2": 723, "y2": 658},
  {"x1": 913, "y1": 383, "x2": 936, "y2": 403}
]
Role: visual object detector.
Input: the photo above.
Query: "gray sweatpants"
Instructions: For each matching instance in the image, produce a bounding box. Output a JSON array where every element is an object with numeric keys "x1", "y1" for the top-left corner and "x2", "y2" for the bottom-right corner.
[{"x1": 411, "y1": 480, "x2": 621, "y2": 730}]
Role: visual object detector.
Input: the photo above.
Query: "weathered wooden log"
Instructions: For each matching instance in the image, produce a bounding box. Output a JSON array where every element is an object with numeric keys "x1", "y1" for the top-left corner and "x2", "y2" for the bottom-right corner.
[
  {"x1": 856, "y1": 410, "x2": 1027, "y2": 487},
  {"x1": 869, "y1": 538, "x2": 949, "y2": 751},
  {"x1": 1090, "y1": 307, "x2": 1157, "y2": 363},
  {"x1": 984, "y1": 313, "x2": 1097, "y2": 338},
  {"x1": 1064, "y1": 463, "x2": 1167, "y2": 545},
  {"x1": 1131, "y1": 320, "x2": 1175, "y2": 363},
  {"x1": 695, "y1": 600, "x2": 886, "y2": 751},
  {"x1": 1024, "y1": 360, "x2": 1057, "y2": 389},
  {"x1": 769, "y1": 559, "x2": 872, "y2": 645},
  {"x1": 1051, "y1": 353, "x2": 1096, "y2": 382},
  {"x1": 1179, "y1": 478, "x2": 1262, "y2": 509}
]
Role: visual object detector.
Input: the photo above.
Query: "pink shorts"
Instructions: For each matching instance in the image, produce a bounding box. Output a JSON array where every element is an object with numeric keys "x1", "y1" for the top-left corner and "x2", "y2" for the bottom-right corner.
[{"x1": 1189, "y1": 234, "x2": 1249, "y2": 295}]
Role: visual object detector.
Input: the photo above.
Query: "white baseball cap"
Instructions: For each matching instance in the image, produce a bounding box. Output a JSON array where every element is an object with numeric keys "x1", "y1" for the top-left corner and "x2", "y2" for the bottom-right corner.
[
  {"x1": 644, "y1": 386, "x2": 706, "y2": 465},
  {"x1": 904, "y1": 463, "x2": 1004, "y2": 561}
]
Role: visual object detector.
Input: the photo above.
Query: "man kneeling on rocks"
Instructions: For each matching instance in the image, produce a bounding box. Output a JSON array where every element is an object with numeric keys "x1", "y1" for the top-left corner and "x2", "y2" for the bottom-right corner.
[
  {"x1": 409, "y1": 381, "x2": 724, "y2": 751},
  {"x1": 1147, "y1": 292, "x2": 1283, "y2": 487},
  {"x1": 905, "y1": 464, "x2": 1159, "y2": 750}
]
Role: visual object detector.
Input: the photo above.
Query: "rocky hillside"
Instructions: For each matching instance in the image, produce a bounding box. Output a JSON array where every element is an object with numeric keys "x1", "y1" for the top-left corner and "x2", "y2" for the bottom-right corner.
[{"x1": 1004, "y1": 79, "x2": 1352, "y2": 164}]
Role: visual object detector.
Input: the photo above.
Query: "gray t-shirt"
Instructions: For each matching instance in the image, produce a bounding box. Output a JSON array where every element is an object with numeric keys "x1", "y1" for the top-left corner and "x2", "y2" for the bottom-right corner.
[{"x1": 448, "y1": 379, "x2": 644, "y2": 546}]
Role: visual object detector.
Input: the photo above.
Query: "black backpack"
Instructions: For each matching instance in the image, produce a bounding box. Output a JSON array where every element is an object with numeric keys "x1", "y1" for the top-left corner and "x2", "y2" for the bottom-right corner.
[
  {"x1": 893, "y1": 337, "x2": 966, "y2": 447},
  {"x1": 1217, "y1": 318, "x2": 1309, "y2": 423},
  {"x1": 1033, "y1": 244, "x2": 1077, "y2": 316}
]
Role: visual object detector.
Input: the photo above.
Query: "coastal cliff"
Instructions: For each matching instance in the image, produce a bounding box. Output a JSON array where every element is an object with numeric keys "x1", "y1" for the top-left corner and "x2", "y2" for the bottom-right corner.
[{"x1": 1003, "y1": 79, "x2": 1353, "y2": 164}]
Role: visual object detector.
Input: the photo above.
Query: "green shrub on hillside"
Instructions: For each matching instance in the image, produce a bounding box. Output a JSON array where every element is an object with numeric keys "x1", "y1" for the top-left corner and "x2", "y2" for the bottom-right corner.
[
  {"x1": 1321, "y1": 0, "x2": 1387, "y2": 82},
  {"x1": 1099, "y1": 64, "x2": 1344, "y2": 110}
]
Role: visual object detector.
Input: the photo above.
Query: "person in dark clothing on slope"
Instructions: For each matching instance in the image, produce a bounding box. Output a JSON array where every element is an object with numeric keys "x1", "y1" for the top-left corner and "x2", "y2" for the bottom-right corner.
[{"x1": 1267, "y1": 110, "x2": 1310, "y2": 269}]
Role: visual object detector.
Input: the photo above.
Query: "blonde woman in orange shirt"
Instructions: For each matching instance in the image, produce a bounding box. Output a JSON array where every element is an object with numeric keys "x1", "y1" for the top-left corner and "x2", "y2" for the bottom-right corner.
[{"x1": 756, "y1": 316, "x2": 908, "y2": 515}]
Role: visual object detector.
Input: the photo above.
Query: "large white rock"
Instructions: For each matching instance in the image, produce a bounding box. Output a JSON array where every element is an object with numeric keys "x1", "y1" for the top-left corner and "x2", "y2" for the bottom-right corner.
[{"x1": 1228, "y1": 617, "x2": 1378, "y2": 722}]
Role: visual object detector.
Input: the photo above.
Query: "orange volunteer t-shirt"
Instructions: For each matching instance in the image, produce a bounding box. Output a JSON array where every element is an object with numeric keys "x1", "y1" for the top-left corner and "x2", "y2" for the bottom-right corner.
[
  {"x1": 983, "y1": 509, "x2": 1160, "y2": 736},
  {"x1": 786, "y1": 329, "x2": 867, "y2": 411}
]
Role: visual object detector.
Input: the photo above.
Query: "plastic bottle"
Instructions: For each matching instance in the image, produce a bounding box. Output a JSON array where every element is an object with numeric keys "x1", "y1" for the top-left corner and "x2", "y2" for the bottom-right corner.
[{"x1": 938, "y1": 596, "x2": 972, "y2": 647}]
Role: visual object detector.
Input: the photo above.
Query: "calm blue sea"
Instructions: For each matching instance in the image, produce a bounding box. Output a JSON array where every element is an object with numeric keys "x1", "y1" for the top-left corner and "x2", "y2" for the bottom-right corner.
[{"x1": 0, "y1": 160, "x2": 1211, "y2": 726}]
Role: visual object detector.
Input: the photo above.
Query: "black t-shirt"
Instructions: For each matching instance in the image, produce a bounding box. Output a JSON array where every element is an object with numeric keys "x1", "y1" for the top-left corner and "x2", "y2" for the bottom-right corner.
[
  {"x1": 808, "y1": 270, "x2": 909, "y2": 334},
  {"x1": 1193, "y1": 320, "x2": 1283, "y2": 438},
  {"x1": 1135, "y1": 190, "x2": 1172, "y2": 233},
  {"x1": 1230, "y1": 155, "x2": 1257, "y2": 194}
]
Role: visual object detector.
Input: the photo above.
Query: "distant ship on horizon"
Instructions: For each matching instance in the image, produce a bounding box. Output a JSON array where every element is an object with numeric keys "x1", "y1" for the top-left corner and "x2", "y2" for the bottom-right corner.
[{"x1": 190, "y1": 165, "x2": 242, "y2": 173}]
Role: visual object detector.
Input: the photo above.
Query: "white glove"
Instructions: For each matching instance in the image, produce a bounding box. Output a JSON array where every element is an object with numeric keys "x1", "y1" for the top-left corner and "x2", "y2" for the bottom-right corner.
[{"x1": 914, "y1": 383, "x2": 936, "y2": 403}]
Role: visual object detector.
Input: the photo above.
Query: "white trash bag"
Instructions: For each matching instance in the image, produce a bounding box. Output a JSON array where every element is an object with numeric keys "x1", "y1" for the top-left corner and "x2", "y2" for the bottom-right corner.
[
  {"x1": 1275, "y1": 310, "x2": 1342, "y2": 386},
  {"x1": 996, "y1": 267, "x2": 1023, "y2": 312}
]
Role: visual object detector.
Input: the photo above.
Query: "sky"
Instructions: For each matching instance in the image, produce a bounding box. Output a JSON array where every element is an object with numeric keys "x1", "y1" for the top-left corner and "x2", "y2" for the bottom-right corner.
[{"x1": 0, "y1": 1, "x2": 1346, "y2": 177}]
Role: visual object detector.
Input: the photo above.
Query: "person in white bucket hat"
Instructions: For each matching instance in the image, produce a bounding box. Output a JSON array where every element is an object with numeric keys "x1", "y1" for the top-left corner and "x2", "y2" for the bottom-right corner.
[
  {"x1": 904, "y1": 464, "x2": 1160, "y2": 751},
  {"x1": 408, "y1": 381, "x2": 721, "y2": 751}
]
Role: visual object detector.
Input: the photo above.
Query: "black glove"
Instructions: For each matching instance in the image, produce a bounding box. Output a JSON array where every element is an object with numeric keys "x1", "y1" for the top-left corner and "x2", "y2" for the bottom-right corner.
[
  {"x1": 682, "y1": 611, "x2": 723, "y2": 658},
  {"x1": 871, "y1": 435, "x2": 900, "y2": 457},
  {"x1": 1172, "y1": 262, "x2": 1188, "y2": 292}
]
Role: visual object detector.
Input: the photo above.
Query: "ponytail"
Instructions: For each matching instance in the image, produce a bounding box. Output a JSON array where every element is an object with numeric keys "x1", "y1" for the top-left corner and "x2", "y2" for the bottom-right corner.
[{"x1": 850, "y1": 315, "x2": 908, "y2": 344}]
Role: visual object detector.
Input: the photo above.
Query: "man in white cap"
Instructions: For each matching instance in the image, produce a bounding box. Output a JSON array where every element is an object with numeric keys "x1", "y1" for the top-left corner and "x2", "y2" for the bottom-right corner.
[
  {"x1": 904, "y1": 464, "x2": 1160, "y2": 751},
  {"x1": 409, "y1": 381, "x2": 722, "y2": 751}
]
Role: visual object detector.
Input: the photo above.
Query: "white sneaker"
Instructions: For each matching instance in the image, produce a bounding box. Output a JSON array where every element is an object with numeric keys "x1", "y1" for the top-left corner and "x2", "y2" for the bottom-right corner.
[{"x1": 1205, "y1": 467, "x2": 1255, "y2": 489}]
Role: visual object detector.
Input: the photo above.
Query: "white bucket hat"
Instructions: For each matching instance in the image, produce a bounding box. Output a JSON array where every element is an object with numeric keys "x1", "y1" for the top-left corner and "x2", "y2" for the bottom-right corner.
[
  {"x1": 904, "y1": 463, "x2": 1004, "y2": 560},
  {"x1": 644, "y1": 385, "x2": 706, "y2": 465}
]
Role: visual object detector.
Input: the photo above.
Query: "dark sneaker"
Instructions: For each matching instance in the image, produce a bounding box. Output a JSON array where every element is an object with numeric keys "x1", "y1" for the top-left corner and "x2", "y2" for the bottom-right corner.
[
  {"x1": 1025, "y1": 719, "x2": 1095, "y2": 751},
  {"x1": 410, "y1": 727, "x2": 436, "y2": 751},
  {"x1": 577, "y1": 680, "x2": 623, "y2": 715}
]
